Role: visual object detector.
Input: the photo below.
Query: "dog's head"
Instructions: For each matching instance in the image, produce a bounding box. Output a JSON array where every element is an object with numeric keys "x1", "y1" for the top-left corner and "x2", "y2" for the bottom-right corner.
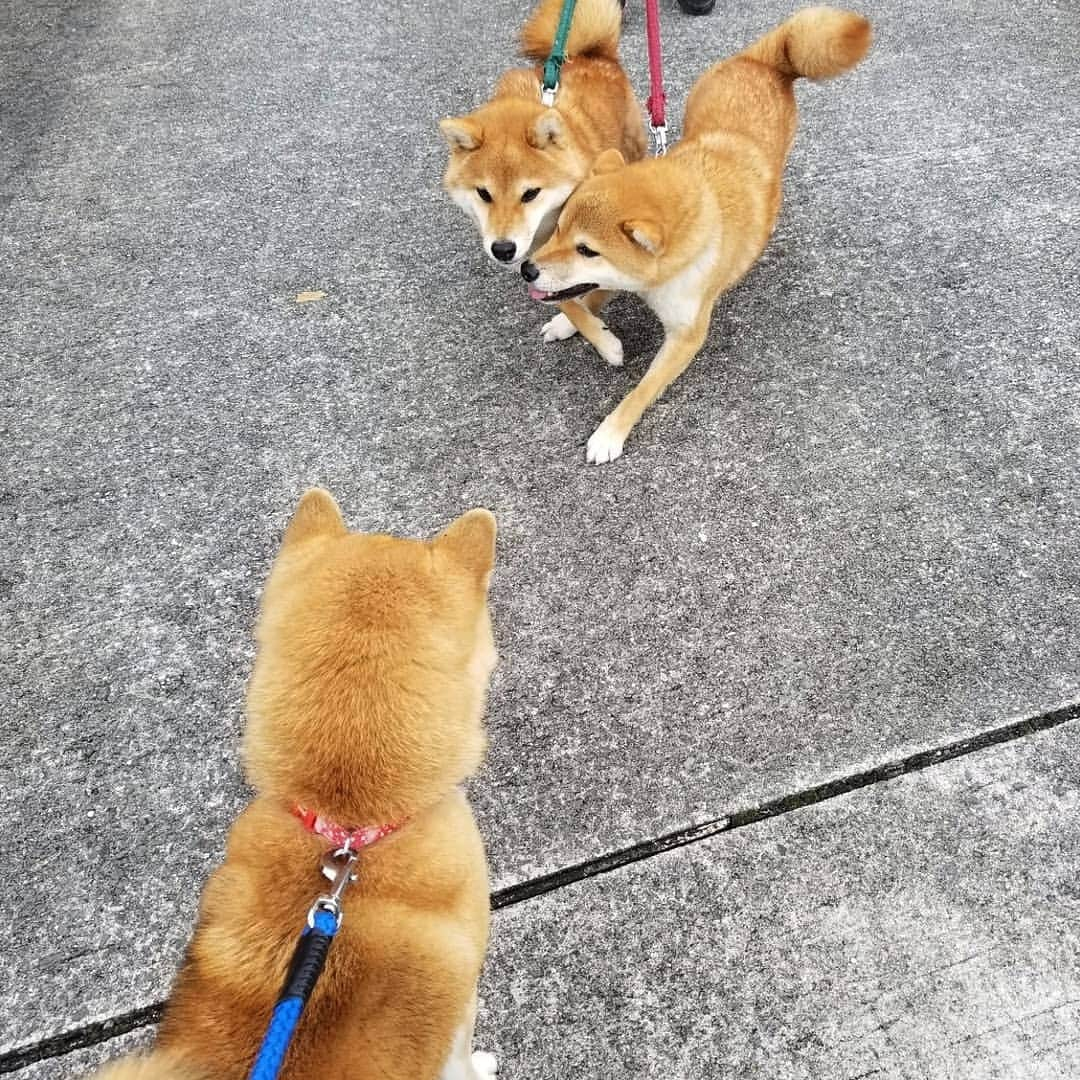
[
  {"x1": 440, "y1": 98, "x2": 584, "y2": 269},
  {"x1": 520, "y1": 149, "x2": 676, "y2": 301},
  {"x1": 244, "y1": 489, "x2": 497, "y2": 824}
]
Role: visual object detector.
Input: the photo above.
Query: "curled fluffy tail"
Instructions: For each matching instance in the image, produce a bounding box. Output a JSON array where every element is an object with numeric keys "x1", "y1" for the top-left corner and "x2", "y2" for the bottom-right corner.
[
  {"x1": 520, "y1": 0, "x2": 623, "y2": 63},
  {"x1": 741, "y1": 6, "x2": 871, "y2": 80}
]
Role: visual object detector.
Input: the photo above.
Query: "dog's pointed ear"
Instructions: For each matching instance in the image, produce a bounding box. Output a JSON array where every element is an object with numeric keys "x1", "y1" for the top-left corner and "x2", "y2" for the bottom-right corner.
[
  {"x1": 434, "y1": 509, "x2": 497, "y2": 581},
  {"x1": 621, "y1": 218, "x2": 664, "y2": 255},
  {"x1": 528, "y1": 109, "x2": 566, "y2": 149},
  {"x1": 591, "y1": 148, "x2": 625, "y2": 177},
  {"x1": 440, "y1": 116, "x2": 483, "y2": 151},
  {"x1": 282, "y1": 488, "x2": 347, "y2": 549}
]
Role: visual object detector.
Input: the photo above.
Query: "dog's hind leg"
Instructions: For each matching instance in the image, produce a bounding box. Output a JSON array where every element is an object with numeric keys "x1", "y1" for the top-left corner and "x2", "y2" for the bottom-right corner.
[
  {"x1": 586, "y1": 304, "x2": 711, "y2": 463},
  {"x1": 438, "y1": 994, "x2": 498, "y2": 1080},
  {"x1": 544, "y1": 293, "x2": 623, "y2": 367}
]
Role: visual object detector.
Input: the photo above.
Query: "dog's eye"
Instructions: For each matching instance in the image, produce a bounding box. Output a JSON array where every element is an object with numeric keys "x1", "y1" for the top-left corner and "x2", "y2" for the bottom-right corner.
[
  {"x1": 476, "y1": 187, "x2": 492, "y2": 203},
  {"x1": 576, "y1": 243, "x2": 599, "y2": 258},
  {"x1": 521, "y1": 187, "x2": 541, "y2": 203}
]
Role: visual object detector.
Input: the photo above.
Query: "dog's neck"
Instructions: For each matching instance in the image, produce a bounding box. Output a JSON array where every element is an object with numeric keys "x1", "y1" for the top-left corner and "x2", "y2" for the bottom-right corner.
[{"x1": 290, "y1": 803, "x2": 404, "y2": 851}]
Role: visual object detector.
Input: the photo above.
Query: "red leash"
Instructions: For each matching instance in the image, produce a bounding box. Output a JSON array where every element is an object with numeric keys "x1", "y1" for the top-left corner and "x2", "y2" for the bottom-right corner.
[{"x1": 644, "y1": 0, "x2": 667, "y2": 154}]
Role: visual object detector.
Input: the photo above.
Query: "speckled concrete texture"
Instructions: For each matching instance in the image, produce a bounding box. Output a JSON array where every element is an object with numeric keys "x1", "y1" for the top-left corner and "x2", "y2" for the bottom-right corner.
[
  {"x1": 472, "y1": 726, "x2": 1080, "y2": 1080},
  {"x1": 2, "y1": 0, "x2": 1078, "y2": 1069}
]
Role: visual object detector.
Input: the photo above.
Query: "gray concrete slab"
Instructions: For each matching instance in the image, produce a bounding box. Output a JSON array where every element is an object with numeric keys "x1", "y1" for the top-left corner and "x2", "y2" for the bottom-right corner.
[
  {"x1": 471, "y1": 724, "x2": 1080, "y2": 1080},
  {"x1": 2, "y1": 0, "x2": 1078, "y2": 1059}
]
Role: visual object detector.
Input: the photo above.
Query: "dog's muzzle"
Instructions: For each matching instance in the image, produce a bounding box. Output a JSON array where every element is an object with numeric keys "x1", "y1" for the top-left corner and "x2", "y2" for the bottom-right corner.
[{"x1": 521, "y1": 260, "x2": 597, "y2": 303}]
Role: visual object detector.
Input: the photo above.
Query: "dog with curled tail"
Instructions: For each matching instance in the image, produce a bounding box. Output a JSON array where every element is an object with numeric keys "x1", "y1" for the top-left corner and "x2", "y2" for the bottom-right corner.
[{"x1": 523, "y1": 7, "x2": 873, "y2": 462}]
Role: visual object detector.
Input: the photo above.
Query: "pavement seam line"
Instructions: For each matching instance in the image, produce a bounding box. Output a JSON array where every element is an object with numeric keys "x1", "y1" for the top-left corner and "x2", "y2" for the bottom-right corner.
[
  {"x1": 490, "y1": 699, "x2": 1080, "y2": 908},
  {"x1": 3, "y1": 698, "x2": 1077, "y2": 1074},
  {"x1": 0, "y1": 1006, "x2": 163, "y2": 1075}
]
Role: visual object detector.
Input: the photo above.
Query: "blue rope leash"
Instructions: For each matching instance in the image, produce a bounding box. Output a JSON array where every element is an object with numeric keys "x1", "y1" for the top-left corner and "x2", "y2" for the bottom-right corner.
[
  {"x1": 248, "y1": 847, "x2": 357, "y2": 1080},
  {"x1": 249, "y1": 997, "x2": 305, "y2": 1080},
  {"x1": 249, "y1": 908, "x2": 339, "y2": 1080}
]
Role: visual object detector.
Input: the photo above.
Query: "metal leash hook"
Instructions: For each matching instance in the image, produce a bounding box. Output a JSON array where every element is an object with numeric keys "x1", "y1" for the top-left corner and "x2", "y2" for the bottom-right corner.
[
  {"x1": 644, "y1": 0, "x2": 667, "y2": 156},
  {"x1": 540, "y1": 0, "x2": 576, "y2": 107},
  {"x1": 307, "y1": 845, "x2": 358, "y2": 927},
  {"x1": 650, "y1": 122, "x2": 668, "y2": 157}
]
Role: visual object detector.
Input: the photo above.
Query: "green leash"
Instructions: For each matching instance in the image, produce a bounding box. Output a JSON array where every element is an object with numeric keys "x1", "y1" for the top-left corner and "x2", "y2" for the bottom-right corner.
[{"x1": 541, "y1": 0, "x2": 579, "y2": 105}]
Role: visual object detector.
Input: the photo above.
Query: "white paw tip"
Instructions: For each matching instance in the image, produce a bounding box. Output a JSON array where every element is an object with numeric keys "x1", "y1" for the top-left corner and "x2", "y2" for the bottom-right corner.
[
  {"x1": 600, "y1": 336, "x2": 624, "y2": 367},
  {"x1": 586, "y1": 425, "x2": 626, "y2": 465},
  {"x1": 540, "y1": 313, "x2": 578, "y2": 343},
  {"x1": 472, "y1": 1051, "x2": 499, "y2": 1076}
]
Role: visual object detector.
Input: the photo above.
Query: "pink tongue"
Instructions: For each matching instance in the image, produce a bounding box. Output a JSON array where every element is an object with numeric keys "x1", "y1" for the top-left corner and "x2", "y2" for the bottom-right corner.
[{"x1": 527, "y1": 286, "x2": 550, "y2": 301}]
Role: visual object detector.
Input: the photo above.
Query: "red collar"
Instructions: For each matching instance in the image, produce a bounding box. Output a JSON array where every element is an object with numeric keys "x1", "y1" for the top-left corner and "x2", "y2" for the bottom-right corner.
[{"x1": 291, "y1": 804, "x2": 403, "y2": 851}]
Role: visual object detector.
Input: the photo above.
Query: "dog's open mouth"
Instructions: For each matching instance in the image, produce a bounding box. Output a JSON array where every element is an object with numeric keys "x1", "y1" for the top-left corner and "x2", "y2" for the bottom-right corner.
[{"x1": 527, "y1": 282, "x2": 598, "y2": 303}]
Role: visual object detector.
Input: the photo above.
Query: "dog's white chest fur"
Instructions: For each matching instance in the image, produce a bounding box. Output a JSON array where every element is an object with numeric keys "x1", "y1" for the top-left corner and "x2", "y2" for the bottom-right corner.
[{"x1": 644, "y1": 245, "x2": 720, "y2": 330}]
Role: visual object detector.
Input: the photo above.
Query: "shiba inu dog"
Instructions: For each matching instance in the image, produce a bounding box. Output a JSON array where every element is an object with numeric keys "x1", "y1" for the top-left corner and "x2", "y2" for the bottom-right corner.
[
  {"x1": 94, "y1": 490, "x2": 500, "y2": 1080},
  {"x1": 522, "y1": 6, "x2": 872, "y2": 462},
  {"x1": 440, "y1": 0, "x2": 645, "y2": 363}
]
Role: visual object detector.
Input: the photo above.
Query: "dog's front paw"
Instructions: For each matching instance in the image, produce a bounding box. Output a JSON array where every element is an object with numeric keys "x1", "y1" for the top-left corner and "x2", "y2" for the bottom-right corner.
[
  {"x1": 586, "y1": 418, "x2": 627, "y2": 465},
  {"x1": 541, "y1": 313, "x2": 578, "y2": 343},
  {"x1": 596, "y1": 329, "x2": 624, "y2": 367},
  {"x1": 471, "y1": 1051, "x2": 498, "y2": 1078}
]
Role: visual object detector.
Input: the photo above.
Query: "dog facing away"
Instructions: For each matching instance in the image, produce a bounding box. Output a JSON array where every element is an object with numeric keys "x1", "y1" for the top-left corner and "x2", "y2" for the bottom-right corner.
[
  {"x1": 93, "y1": 490, "x2": 499, "y2": 1080},
  {"x1": 440, "y1": 0, "x2": 645, "y2": 365},
  {"x1": 522, "y1": 6, "x2": 872, "y2": 463}
]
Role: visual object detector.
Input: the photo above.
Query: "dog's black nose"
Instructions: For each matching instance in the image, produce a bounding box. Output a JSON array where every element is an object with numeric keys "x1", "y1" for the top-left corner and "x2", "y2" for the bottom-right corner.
[
  {"x1": 520, "y1": 260, "x2": 540, "y2": 282},
  {"x1": 491, "y1": 240, "x2": 517, "y2": 263}
]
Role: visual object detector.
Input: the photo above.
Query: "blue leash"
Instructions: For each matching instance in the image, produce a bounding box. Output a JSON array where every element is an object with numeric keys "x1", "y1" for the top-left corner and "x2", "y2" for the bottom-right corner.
[{"x1": 248, "y1": 848, "x2": 358, "y2": 1080}]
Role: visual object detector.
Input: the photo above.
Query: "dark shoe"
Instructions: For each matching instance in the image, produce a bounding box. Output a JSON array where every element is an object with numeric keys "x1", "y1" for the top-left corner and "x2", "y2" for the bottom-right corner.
[{"x1": 678, "y1": 0, "x2": 715, "y2": 13}]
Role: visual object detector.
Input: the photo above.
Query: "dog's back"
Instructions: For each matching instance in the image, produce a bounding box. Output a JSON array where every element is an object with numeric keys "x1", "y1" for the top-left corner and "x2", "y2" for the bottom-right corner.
[{"x1": 520, "y1": 0, "x2": 645, "y2": 162}]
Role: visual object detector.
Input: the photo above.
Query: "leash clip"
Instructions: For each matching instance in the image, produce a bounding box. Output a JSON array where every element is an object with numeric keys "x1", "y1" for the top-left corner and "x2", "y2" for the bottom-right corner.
[
  {"x1": 650, "y1": 122, "x2": 668, "y2": 157},
  {"x1": 307, "y1": 845, "x2": 358, "y2": 928},
  {"x1": 540, "y1": 82, "x2": 558, "y2": 107}
]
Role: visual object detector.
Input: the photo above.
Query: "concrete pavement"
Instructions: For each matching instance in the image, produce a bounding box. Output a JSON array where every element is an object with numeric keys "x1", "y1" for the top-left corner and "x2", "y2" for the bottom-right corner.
[{"x1": 1, "y1": 0, "x2": 1078, "y2": 1074}]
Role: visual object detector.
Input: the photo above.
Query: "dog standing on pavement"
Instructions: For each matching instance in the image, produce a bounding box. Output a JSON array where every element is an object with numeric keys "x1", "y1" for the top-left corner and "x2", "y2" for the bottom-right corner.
[
  {"x1": 440, "y1": 0, "x2": 645, "y2": 365},
  {"x1": 95, "y1": 490, "x2": 500, "y2": 1080},
  {"x1": 522, "y1": 6, "x2": 872, "y2": 462}
]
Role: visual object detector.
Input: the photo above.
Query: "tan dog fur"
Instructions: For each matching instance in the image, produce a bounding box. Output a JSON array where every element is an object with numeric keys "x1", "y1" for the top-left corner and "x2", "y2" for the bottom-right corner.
[
  {"x1": 440, "y1": 0, "x2": 645, "y2": 366},
  {"x1": 93, "y1": 1056, "x2": 198, "y2": 1080},
  {"x1": 525, "y1": 7, "x2": 872, "y2": 462},
  {"x1": 94, "y1": 490, "x2": 499, "y2": 1080}
]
